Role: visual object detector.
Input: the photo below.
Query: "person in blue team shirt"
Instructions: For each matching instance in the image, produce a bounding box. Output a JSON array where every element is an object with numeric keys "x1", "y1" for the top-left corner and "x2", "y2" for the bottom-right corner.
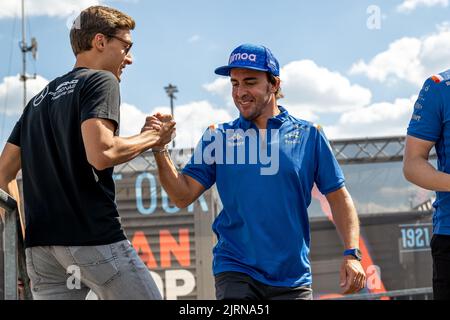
[
  {"x1": 404, "y1": 70, "x2": 450, "y2": 300},
  {"x1": 146, "y1": 44, "x2": 366, "y2": 299}
]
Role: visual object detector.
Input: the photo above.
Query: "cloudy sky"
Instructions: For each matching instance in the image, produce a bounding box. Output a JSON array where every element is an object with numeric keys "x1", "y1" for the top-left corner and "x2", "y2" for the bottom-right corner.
[{"x1": 1, "y1": 0, "x2": 450, "y2": 148}]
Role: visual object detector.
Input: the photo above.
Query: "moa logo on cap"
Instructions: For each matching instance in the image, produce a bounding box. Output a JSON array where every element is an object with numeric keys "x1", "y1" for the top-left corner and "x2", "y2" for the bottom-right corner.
[
  {"x1": 229, "y1": 52, "x2": 257, "y2": 64},
  {"x1": 215, "y1": 43, "x2": 280, "y2": 76}
]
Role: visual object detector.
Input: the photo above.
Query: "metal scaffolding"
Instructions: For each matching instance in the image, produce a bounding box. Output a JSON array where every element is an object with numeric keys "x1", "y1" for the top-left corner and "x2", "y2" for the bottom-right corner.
[
  {"x1": 113, "y1": 135, "x2": 433, "y2": 174},
  {"x1": 330, "y1": 135, "x2": 436, "y2": 165}
]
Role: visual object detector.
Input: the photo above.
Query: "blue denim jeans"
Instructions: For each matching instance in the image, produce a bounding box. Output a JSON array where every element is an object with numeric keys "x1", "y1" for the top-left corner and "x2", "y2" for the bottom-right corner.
[{"x1": 25, "y1": 240, "x2": 162, "y2": 300}]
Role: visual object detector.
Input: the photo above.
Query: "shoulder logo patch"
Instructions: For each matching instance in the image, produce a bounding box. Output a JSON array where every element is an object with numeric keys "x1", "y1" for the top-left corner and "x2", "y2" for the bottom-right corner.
[{"x1": 431, "y1": 75, "x2": 444, "y2": 83}]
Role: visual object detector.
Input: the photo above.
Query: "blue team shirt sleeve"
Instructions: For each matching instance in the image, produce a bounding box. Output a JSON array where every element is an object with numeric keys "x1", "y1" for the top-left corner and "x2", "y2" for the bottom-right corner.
[
  {"x1": 182, "y1": 129, "x2": 216, "y2": 190},
  {"x1": 314, "y1": 127, "x2": 345, "y2": 195},
  {"x1": 407, "y1": 78, "x2": 443, "y2": 142}
]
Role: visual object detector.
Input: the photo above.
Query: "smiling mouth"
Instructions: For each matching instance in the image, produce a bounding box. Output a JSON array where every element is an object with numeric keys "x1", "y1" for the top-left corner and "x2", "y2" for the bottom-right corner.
[{"x1": 239, "y1": 100, "x2": 254, "y2": 107}]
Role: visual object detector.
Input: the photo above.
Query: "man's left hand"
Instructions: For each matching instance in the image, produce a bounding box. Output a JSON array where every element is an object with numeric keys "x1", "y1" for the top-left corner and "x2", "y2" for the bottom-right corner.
[{"x1": 340, "y1": 257, "x2": 366, "y2": 294}]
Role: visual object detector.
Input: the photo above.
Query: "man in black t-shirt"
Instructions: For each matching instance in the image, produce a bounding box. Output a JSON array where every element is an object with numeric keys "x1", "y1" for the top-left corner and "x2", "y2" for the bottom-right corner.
[{"x1": 0, "y1": 6, "x2": 174, "y2": 300}]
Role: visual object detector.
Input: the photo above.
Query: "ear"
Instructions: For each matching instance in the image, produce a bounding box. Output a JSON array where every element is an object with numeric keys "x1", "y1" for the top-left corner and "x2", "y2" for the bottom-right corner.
[
  {"x1": 271, "y1": 77, "x2": 281, "y2": 93},
  {"x1": 92, "y1": 33, "x2": 106, "y2": 52}
]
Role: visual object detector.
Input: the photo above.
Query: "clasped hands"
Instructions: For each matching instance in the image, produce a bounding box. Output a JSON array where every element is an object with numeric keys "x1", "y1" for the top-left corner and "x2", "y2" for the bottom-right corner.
[{"x1": 141, "y1": 113, "x2": 176, "y2": 151}]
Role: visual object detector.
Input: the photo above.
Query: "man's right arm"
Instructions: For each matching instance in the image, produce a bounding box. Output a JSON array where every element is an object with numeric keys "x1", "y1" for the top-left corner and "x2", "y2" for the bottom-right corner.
[
  {"x1": 142, "y1": 113, "x2": 207, "y2": 208},
  {"x1": 403, "y1": 135, "x2": 450, "y2": 191},
  {"x1": 81, "y1": 117, "x2": 175, "y2": 171},
  {"x1": 153, "y1": 151, "x2": 205, "y2": 208}
]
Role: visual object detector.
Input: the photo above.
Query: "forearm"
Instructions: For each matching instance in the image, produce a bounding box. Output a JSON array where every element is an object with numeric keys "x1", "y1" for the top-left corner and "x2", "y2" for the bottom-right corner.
[
  {"x1": 330, "y1": 193, "x2": 360, "y2": 249},
  {"x1": 101, "y1": 130, "x2": 159, "y2": 168},
  {"x1": 0, "y1": 171, "x2": 18, "y2": 196},
  {"x1": 0, "y1": 179, "x2": 20, "y2": 220},
  {"x1": 332, "y1": 193, "x2": 367, "y2": 294},
  {"x1": 0, "y1": 143, "x2": 22, "y2": 221},
  {"x1": 153, "y1": 152, "x2": 193, "y2": 207},
  {"x1": 403, "y1": 157, "x2": 450, "y2": 192},
  {"x1": 0, "y1": 179, "x2": 11, "y2": 196}
]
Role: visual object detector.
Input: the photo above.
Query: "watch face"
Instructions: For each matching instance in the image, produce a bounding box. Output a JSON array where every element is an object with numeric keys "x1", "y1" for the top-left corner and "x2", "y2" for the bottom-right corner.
[{"x1": 355, "y1": 249, "x2": 362, "y2": 260}]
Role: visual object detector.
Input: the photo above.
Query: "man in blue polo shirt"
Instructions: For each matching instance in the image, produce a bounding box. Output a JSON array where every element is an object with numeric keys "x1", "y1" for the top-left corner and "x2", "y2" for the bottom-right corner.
[
  {"x1": 404, "y1": 70, "x2": 450, "y2": 300},
  {"x1": 148, "y1": 44, "x2": 366, "y2": 299}
]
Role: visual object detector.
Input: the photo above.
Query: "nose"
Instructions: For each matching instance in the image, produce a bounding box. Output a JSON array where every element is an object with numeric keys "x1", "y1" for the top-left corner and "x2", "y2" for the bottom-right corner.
[
  {"x1": 124, "y1": 53, "x2": 133, "y2": 65},
  {"x1": 233, "y1": 86, "x2": 248, "y2": 99}
]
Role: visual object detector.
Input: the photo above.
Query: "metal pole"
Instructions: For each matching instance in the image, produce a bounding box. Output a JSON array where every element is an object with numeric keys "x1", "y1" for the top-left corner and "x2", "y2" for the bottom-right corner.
[
  {"x1": 170, "y1": 95, "x2": 174, "y2": 121},
  {"x1": 170, "y1": 95, "x2": 175, "y2": 149},
  {"x1": 1, "y1": 189, "x2": 18, "y2": 300},
  {"x1": 164, "y1": 84, "x2": 178, "y2": 149},
  {"x1": 4, "y1": 209, "x2": 18, "y2": 300},
  {"x1": 21, "y1": 0, "x2": 27, "y2": 108},
  {"x1": 1, "y1": 188, "x2": 32, "y2": 300}
]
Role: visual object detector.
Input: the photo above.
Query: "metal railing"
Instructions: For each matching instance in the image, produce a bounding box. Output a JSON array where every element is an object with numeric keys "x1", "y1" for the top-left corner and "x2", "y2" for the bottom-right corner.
[
  {"x1": 330, "y1": 136, "x2": 436, "y2": 165},
  {"x1": 325, "y1": 287, "x2": 433, "y2": 300},
  {"x1": 0, "y1": 188, "x2": 32, "y2": 300}
]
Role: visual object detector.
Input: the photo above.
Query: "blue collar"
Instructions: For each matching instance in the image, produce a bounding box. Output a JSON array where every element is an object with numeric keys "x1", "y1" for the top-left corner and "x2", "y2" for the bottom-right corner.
[{"x1": 238, "y1": 106, "x2": 290, "y2": 130}]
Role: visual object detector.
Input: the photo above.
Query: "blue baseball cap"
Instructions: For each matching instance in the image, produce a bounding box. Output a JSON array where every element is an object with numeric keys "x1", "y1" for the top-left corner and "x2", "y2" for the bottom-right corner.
[{"x1": 214, "y1": 43, "x2": 280, "y2": 77}]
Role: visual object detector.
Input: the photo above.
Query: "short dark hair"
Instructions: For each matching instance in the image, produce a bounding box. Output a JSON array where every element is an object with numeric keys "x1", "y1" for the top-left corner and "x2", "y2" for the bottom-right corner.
[
  {"x1": 267, "y1": 73, "x2": 284, "y2": 99},
  {"x1": 70, "y1": 6, "x2": 135, "y2": 56}
]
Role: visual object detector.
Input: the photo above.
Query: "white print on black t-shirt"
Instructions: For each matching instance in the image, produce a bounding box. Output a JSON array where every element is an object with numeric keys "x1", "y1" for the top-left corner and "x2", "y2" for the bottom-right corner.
[
  {"x1": 33, "y1": 80, "x2": 79, "y2": 107},
  {"x1": 92, "y1": 168, "x2": 99, "y2": 183},
  {"x1": 50, "y1": 80, "x2": 79, "y2": 101},
  {"x1": 33, "y1": 85, "x2": 49, "y2": 107}
]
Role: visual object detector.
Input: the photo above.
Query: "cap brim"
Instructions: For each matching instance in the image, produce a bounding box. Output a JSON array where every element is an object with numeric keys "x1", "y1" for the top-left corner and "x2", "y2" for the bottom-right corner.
[{"x1": 214, "y1": 65, "x2": 272, "y2": 76}]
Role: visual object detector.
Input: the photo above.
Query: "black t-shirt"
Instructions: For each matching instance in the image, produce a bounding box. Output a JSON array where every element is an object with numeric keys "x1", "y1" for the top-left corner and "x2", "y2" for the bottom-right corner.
[{"x1": 8, "y1": 67, "x2": 126, "y2": 247}]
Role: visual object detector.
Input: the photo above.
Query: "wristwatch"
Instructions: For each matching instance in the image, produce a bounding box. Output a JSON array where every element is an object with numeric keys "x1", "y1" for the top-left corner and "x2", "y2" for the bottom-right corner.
[{"x1": 344, "y1": 248, "x2": 362, "y2": 261}]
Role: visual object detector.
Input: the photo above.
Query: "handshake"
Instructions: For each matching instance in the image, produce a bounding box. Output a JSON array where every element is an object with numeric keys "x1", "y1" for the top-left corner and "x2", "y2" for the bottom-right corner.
[{"x1": 141, "y1": 112, "x2": 177, "y2": 152}]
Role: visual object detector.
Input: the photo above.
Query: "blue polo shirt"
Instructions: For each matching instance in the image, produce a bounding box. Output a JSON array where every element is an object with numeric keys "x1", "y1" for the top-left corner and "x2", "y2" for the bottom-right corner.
[
  {"x1": 407, "y1": 69, "x2": 450, "y2": 236},
  {"x1": 182, "y1": 106, "x2": 345, "y2": 287}
]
